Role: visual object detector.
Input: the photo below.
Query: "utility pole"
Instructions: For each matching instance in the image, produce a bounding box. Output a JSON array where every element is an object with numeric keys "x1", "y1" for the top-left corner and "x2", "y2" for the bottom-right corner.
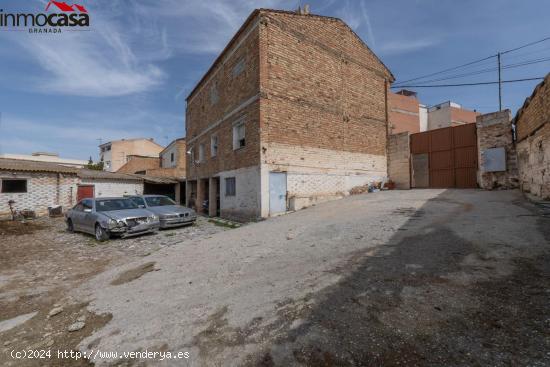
[{"x1": 498, "y1": 52, "x2": 502, "y2": 111}]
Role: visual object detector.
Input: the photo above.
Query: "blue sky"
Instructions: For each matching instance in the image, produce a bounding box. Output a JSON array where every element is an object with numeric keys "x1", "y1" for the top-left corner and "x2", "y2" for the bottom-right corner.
[{"x1": 0, "y1": 0, "x2": 549, "y2": 160}]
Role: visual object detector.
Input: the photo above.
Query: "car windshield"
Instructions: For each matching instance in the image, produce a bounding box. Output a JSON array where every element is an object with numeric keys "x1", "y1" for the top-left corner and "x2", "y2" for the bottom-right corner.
[
  {"x1": 96, "y1": 198, "x2": 140, "y2": 212},
  {"x1": 145, "y1": 196, "x2": 176, "y2": 207}
]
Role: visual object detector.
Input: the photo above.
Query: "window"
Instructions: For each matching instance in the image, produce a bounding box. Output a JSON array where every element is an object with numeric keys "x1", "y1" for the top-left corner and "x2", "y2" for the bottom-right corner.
[
  {"x1": 1, "y1": 179, "x2": 27, "y2": 193},
  {"x1": 105, "y1": 161, "x2": 111, "y2": 170},
  {"x1": 211, "y1": 135, "x2": 218, "y2": 157},
  {"x1": 170, "y1": 152, "x2": 175, "y2": 163},
  {"x1": 232, "y1": 58, "x2": 245, "y2": 77},
  {"x1": 199, "y1": 144, "x2": 205, "y2": 162},
  {"x1": 209, "y1": 84, "x2": 219, "y2": 105},
  {"x1": 82, "y1": 199, "x2": 93, "y2": 210},
  {"x1": 129, "y1": 197, "x2": 146, "y2": 207},
  {"x1": 233, "y1": 121, "x2": 245, "y2": 150},
  {"x1": 225, "y1": 177, "x2": 236, "y2": 197},
  {"x1": 190, "y1": 147, "x2": 195, "y2": 165}
]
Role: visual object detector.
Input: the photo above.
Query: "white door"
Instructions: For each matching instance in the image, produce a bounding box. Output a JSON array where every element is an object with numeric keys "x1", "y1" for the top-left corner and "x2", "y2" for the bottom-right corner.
[{"x1": 269, "y1": 172, "x2": 287, "y2": 215}]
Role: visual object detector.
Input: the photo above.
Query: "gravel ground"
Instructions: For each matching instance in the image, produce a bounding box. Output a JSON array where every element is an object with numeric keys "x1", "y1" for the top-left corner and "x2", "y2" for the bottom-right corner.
[
  {"x1": 0, "y1": 217, "x2": 228, "y2": 367},
  {"x1": 62, "y1": 189, "x2": 550, "y2": 366}
]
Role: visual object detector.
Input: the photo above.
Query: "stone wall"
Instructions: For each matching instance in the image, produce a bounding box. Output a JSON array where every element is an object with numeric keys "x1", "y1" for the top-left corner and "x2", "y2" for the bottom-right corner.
[
  {"x1": 388, "y1": 132, "x2": 411, "y2": 189},
  {"x1": 514, "y1": 74, "x2": 550, "y2": 199},
  {"x1": 476, "y1": 110, "x2": 519, "y2": 190}
]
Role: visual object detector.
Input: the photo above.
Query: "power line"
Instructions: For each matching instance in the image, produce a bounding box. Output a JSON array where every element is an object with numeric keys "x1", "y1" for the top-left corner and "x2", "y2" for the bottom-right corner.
[
  {"x1": 390, "y1": 77, "x2": 545, "y2": 88},
  {"x1": 501, "y1": 36, "x2": 550, "y2": 55},
  {"x1": 393, "y1": 35, "x2": 550, "y2": 87},
  {"x1": 393, "y1": 54, "x2": 497, "y2": 86}
]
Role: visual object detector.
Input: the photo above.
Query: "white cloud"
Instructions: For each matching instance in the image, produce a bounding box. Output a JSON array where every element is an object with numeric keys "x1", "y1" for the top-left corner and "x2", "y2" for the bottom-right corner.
[
  {"x1": 7, "y1": 1, "x2": 168, "y2": 97},
  {"x1": 379, "y1": 38, "x2": 441, "y2": 55}
]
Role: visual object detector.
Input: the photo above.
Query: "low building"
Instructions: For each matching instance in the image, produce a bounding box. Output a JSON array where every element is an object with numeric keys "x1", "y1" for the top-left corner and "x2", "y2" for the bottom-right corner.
[
  {"x1": 428, "y1": 101, "x2": 479, "y2": 130},
  {"x1": 0, "y1": 152, "x2": 87, "y2": 167},
  {"x1": 514, "y1": 73, "x2": 550, "y2": 199},
  {"x1": 99, "y1": 138, "x2": 164, "y2": 172},
  {"x1": 0, "y1": 158, "x2": 149, "y2": 218},
  {"x1": 185, "y1": 8, "x2": 394, "y2": 220}
]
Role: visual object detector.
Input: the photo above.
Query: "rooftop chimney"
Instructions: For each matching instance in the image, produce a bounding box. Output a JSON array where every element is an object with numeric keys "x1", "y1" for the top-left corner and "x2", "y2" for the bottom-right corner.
[{"x1": 296, "y1": 4, "x2": 310, "y2": 15}]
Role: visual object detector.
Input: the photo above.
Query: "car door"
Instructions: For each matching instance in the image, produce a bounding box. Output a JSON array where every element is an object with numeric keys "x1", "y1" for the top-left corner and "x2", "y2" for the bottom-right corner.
[
  {"x1": 81, "y1": 199, "x2": 95, "y2": 234},
  {"x1": 71, "y1": 202, "x2": 85, "y2": 231}
]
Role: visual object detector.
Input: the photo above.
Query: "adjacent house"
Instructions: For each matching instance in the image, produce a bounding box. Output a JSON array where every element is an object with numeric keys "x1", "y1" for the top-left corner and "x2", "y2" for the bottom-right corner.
[
  {"x1": 99, "y1": 138, "x2": 164, "y2": 172},
  {"x1": 184, "y1": 8, "x2": 394, "y2": 220},
  {"x1": 117, "y1": 138, "x2": 187, "y2": 203},
  {"x1": 514, "y1": 73, "x2": 550, "y2": 199},
  {"x1": 388, "y1": 90, "x2": 427, "y2": 134},
  {"x1": 428, "y1": 101, "x2": 479, "y2": 130},
  {"x1": 0, "y1": 158, "x2": 146, "y2": 218}
]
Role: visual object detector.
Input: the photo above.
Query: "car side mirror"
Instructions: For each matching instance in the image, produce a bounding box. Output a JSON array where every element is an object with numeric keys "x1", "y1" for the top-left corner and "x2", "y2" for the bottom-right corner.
[{"x1": 84, "y1": 208, "x2": 92, "y2": 213}]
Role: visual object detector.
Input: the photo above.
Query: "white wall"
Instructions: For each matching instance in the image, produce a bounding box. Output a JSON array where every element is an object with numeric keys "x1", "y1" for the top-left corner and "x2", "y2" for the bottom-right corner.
[
  {"x1": 218, "y1": 165, "x2": 261, "y2": 220},
  {"x1": 160, "y1": 144, "x2": 178, "y2": 168},
  {"x1": 80, "y1": 179, "x2": 143, "y2": 197}
]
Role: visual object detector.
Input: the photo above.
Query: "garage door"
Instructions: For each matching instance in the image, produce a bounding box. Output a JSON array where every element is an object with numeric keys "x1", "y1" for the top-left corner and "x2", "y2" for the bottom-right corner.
[
  {"x1": 77, "y1": 185, "x2": 94, "y2": 202},
  {"x1": 411, "y1": 123, "x2": 478, "y2": 188}
]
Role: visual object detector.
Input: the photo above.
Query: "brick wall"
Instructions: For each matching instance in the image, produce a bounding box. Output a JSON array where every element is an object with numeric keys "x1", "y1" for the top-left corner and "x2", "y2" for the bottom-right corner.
[
  {"x1": 388, "y1": 93, "x2": 420, "y2": 134},
  {"x1": 0, "y1": 171, "x2": 79, "y2": 217},
  {"x1": 476, "y1": 110, "x2": 519, "y2": 189},
  {"x1": 117, "y1": 156, "x2": 160, "y2": 174},
  {"x1": 388, "y1": 132, "x2": 411, "y2": 189},
  {"x1": 186, "y1": 16, "x2": 261, "y2": 180}
]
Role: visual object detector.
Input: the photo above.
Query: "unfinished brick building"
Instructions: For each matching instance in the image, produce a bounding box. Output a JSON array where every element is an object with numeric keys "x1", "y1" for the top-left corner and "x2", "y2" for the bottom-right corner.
[{"x1": 185, "y1": 8, "x2": 394, "y2": 220}]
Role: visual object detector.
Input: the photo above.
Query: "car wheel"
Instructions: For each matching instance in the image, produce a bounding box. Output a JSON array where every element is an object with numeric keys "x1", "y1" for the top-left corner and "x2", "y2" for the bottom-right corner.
[
  {"x1": 95, "y1": 224, "x2": 110, "y2": 242},
  {"x1": 67, "y1": 219, "x2": 74, "y2": 233}
]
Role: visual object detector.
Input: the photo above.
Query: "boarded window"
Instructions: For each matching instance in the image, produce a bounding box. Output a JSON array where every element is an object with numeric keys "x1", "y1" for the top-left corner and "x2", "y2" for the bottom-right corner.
[
  {"x1": 225, "y1": 177, "x2": 236, "y2": 197},
  {"x1": 233, "y1": 121, "x2": 245, "y2": 150},
  {"x1": 199, "y1": 144, "x2": 205, "y2": 162},
  {"x1": 1, "y1": 179, "x2": 27, "y2": 193},
  {"x1": 211, "y1": 135, "x2": 218, "y2": 157},
  {"x1": 209, "y1": 84, "x2": 219, "y2": 105},
  {"x1": 170, "y1": 152, "x2": 175, "y2": 162},
  {"x1": 232, "y1": 59, "x2": 245, "y2": 77}
]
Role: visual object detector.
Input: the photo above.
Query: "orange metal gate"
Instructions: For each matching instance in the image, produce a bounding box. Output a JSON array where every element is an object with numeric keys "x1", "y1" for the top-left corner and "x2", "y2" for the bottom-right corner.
[{"x1": 410, "y1": 124, "x2": 478, "y2": 188}]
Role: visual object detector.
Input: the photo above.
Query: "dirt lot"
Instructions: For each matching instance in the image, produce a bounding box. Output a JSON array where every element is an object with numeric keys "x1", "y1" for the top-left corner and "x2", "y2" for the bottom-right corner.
[
  {"x1": 0, "y1": 217, "x2": 228, "y2": 367},
  {"x1": 1, "y1": 189, "x2": 549, "y2": 366}
]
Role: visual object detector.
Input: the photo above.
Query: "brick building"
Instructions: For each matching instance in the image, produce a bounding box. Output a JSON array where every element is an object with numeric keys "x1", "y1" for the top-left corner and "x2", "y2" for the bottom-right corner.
[
  {"x1": 514, "y1": 73, "x2": 550, "y2": 199},
  {"x1": 185, "y1": 8, "x2": 394, "y2": 220},
  {"x1": 387, "y1": 90, "x2": 427, "y2": 134}
]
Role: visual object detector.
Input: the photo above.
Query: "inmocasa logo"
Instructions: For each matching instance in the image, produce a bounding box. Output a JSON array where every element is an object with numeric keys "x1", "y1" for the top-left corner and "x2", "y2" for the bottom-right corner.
[{"x1": 0, "y1": 1, "x2": 90, "y2": 34}]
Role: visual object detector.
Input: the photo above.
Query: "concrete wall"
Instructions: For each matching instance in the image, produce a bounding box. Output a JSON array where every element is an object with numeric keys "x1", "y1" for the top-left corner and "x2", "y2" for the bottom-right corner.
[
  {"x1": 388, "y1": 132, "x2": 411, "y2": 189},
  {"x1": 80, "y1": 179, "x2": 143, "y2": 198},
  {"x1": 218, "y1": 165, "x2": 261, "y2": 221},
  {"x1": 476, "y1": 110, "x2": 519, "y2": 190},
  {"x1": 0, "y1": 172, "x2": 79, "y2": 217}
]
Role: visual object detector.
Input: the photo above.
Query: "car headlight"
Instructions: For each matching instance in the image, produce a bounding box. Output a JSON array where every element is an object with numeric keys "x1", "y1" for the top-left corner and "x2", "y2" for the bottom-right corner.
[{"x1": 148, "y1": 215, "x2": 158, "y2": 222}]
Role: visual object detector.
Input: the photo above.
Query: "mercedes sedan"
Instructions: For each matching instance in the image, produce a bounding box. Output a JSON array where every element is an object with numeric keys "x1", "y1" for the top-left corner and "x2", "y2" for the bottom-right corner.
[
  {"x1": 128, "y1": 195, "x2": 197, "y2": 229},
  {"x1": 65, "y1": 197, "x2": 160, "y2": 241}
]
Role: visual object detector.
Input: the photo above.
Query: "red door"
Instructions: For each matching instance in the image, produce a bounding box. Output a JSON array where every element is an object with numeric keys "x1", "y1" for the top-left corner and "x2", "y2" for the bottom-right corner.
[{"x1": 77, "y1": 185, "x2": 94, "y2": 202}]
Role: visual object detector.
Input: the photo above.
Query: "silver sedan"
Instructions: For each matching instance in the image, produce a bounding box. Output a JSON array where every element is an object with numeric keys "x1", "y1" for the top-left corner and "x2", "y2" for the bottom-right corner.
[
  {"x1": 65, "y1": 197, "x2": 160, "y2": 241},
  {"x1": 128, "y1": 195, "x2": 197, "y2": 229}
]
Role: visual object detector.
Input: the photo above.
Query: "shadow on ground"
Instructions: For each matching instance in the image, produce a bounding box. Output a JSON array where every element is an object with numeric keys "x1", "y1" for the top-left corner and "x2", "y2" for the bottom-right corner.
[{"x1": 246, "y1": 190, "x2": 550, "y2": 366}]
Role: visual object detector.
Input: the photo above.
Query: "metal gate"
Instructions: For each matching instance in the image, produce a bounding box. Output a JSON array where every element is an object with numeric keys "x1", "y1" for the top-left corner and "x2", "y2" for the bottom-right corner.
[{"x1": 410, "y1": 123, "x2": 478, "y2": 188}]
